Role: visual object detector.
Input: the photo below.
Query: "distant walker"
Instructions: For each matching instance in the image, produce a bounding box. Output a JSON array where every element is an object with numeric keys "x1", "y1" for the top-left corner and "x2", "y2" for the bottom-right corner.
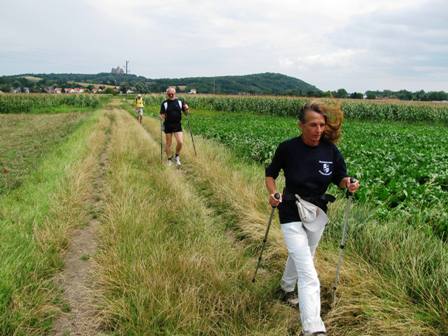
[
  {"x1": 134, "y1": 94, "x2": 144, "y2": 124},
  {"x1": 160, "y1": 87, "x2": 189, "y2": 167}
]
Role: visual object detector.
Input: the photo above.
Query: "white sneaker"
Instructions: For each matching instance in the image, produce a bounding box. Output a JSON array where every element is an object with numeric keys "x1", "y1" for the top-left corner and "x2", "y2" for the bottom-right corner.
[
  {"x1": 174, "y1": 156, "x2": 181, "y2": 166},
  {"x1": 167, "y1": 158, "x2": 173, "y2": 166}
]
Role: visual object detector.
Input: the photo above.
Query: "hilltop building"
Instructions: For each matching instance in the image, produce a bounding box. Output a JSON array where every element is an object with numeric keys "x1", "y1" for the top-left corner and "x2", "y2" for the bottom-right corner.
[{"x1": 111, "y1": 66, "x2": 125, "y2": 74}]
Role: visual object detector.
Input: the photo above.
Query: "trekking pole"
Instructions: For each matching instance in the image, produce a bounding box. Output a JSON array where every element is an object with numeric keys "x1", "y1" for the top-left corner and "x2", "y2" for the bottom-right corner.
[
  {"x1": 160, "y1": 118, "x2": 163, "y2": 163},
  {"x1": 252, "y1": 193, "x2": 281, "y2": 283},
  {"x1": 332, "y1": 177, "x2": 356, "y2": 304},
  {"x1": 186, "y1": 113, "x2": 197, "y2": 156}
]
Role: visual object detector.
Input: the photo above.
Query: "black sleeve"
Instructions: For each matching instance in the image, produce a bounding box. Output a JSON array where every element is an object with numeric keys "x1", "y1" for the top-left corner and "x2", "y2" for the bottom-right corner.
[
  {"x1": 332, "y1": 146, "x2": 347, "y2": 186},
  {"x1": 160, "y1": 102, "x2": 165, "y2": 114},
  {"x1": 265, "y1": 143, "x2": 284, "y2": 179}
]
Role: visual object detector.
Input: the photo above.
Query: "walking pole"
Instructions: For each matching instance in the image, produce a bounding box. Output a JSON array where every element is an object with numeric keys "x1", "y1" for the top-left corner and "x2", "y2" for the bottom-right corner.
[
  {"x1": 186, "y1": 113, "x2": 197, "y2": 156},
  {"x1": 160, "y1": 118, "x2": 163, "y2": 163},
  {"x1": 252, "y1": 193, "x2": 281, "y2": 283},
  {"x1": 332, "y1": 177, "x2": 355, "y2": 304}
]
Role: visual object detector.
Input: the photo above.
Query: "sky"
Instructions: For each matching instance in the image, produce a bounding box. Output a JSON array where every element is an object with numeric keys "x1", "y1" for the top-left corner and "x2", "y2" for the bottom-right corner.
[{"x1": 0, "y1": 0, "x2": 447, "y2": 92}]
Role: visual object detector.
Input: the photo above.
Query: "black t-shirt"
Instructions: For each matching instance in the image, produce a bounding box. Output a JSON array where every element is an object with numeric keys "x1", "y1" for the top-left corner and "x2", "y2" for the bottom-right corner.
[
  {"x1": 265, "y1": 136, "x2": 347, "y2": 224},
  {"x1": 160, "y1": 99, "x2": 185, "y2": 124}
]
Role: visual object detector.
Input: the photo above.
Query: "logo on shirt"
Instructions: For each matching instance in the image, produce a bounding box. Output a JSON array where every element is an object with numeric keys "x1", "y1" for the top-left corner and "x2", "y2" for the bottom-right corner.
[{"x1": 318, "y1": 160, "x2": 333, "y2": 176}]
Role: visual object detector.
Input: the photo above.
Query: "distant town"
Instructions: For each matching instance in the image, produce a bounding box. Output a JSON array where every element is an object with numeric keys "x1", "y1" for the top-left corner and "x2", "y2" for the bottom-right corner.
[{"x1": 0, "y1": 66, "x2": 198, "y2": 95}]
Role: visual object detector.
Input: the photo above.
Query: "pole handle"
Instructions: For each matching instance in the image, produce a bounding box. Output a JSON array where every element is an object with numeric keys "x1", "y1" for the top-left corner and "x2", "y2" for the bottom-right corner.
[
  {"x1": 346, "y1": 177, "x2": 357, "y2": 198},
  {"x1": 271, "y1": 192, "x2": 281, "y2": 208}
]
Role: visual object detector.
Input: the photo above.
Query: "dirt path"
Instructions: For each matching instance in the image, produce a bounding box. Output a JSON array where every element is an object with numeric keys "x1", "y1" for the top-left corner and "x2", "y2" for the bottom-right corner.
[{"x1": 51, "y1": 110, "x2": 113, "y2": 336}]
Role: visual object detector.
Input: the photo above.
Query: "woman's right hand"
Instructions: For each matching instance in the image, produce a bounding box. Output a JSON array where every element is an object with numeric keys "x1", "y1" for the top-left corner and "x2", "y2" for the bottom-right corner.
[{"x1": 268, "y1": 193, "x2": 282, "y2": 207}]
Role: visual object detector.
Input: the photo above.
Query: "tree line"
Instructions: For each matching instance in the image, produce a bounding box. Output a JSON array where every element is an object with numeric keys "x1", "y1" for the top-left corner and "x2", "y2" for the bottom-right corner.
[{"x1": 1, "y1": 73, "x2": 447, "y2": 101}]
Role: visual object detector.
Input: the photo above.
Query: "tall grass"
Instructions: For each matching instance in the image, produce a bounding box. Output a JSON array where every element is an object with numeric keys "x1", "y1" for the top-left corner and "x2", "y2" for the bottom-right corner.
[{"x1": 326, "y1": 201, "x2": 448, "y2": 333}]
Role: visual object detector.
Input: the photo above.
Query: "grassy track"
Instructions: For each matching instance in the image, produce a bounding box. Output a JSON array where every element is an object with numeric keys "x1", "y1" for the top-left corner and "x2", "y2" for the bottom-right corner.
[
  {"x1": 0, "y1": 107, "x2": 111, "y2": 335},
  {"x1": 94, "y1": 108, "x2": 298, "y2": 335}
]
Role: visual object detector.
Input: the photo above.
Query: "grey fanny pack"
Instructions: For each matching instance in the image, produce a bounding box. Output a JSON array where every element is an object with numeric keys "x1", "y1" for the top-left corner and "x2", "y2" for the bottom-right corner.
[{"x1": 294, "y1": 194, "x2": 329, "y2": 232}]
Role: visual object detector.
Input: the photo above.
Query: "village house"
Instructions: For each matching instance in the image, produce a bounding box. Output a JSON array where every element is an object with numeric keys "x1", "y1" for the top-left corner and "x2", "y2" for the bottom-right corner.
[
  {"x1": 64, "y1": 88, "x2": 84, "y2": 94},
  {"x1": 44, "y1": 87, "x2": 63, "y2": 94}
]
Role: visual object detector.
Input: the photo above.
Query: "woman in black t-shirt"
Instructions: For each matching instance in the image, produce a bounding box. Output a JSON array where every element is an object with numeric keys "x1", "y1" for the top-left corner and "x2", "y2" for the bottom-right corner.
[{"x1": 265, "y1": 102, "x2": 359, "y2": 336}]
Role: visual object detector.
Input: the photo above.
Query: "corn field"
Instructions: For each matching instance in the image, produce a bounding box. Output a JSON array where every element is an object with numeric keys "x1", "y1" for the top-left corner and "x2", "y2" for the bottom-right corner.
[
  {"x1": 0, "y1": 94, "x2": 105, "y2": 113},
  {"x1": 143, "y1": 94, "x2": 448, "y2": 123}
]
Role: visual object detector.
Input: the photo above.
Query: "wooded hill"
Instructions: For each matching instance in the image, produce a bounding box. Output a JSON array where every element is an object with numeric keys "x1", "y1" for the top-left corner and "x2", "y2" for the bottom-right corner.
[{"x1": 0, "y1": 72, "x2": 321, "y2": 95}]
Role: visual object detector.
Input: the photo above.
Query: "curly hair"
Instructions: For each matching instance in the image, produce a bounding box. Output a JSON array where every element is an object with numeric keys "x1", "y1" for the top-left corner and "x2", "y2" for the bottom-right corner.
[{"x1": 298, "y1": 101, "x2": 344, "y2": 144}]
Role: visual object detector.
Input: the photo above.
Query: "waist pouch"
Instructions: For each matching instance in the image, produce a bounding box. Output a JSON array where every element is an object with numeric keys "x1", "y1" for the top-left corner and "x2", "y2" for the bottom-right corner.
[{"x1": 282, "y1": 192, "x2": 335, "y2": 232}]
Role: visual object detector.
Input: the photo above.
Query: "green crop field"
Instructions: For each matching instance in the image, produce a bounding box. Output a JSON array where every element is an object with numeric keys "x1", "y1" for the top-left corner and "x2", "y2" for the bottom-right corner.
[
  {"x1": 143, "y1": 94, "x2": 448, "y2": 233},
  {"x1": 1, "y1": 94, "x2": 447, "y2": 335},
  {"x1": 187, "y1": 111, "x2": 448, "y2": 238},
  {"x1": 0, "y1": 93, "x2": 107, "y2": 114}
]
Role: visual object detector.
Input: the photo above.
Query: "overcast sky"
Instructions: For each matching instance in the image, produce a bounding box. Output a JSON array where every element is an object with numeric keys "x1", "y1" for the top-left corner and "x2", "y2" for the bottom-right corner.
[{"x1": 1, "y1": 0, "x2": 447, "y2": 92}]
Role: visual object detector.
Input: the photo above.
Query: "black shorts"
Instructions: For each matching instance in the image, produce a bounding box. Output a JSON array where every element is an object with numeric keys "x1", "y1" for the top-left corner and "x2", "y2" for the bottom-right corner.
[{"x1": 164, "y1": 123, "x2": 182, "y2": 133}]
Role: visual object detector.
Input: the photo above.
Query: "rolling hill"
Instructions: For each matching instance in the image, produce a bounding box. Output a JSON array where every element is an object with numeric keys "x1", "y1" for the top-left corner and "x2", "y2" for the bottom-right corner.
[{"x1": 0, "y1": 72, "x2": 321, "y2": 95}]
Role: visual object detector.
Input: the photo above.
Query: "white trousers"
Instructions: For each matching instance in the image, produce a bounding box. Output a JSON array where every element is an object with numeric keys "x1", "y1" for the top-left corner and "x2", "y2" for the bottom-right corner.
[{"x1": 280, "y1": 221, "x2": 326, "y2": 334}]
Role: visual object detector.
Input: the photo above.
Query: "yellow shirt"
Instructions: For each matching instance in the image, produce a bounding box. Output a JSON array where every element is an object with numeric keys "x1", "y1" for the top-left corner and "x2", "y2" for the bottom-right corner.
[{"x1": 135, "y1": 97, "x2": 144, "y2": 108}]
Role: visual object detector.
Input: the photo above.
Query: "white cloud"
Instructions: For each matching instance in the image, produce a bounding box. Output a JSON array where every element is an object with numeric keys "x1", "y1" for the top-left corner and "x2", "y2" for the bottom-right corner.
[
  {"x1": 0, "y1": 0, "x2": 446, "y2": 91},
  {"x1": 280, "y1": 49, "x2": 365, "y2": 70}
]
